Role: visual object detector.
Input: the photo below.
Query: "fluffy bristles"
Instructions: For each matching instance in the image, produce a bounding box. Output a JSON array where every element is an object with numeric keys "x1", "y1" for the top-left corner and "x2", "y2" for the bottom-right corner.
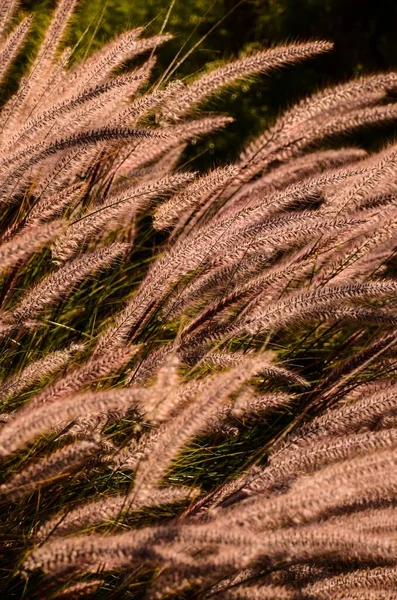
[{"x1": 0, "y1": 2, "x2": 397, "y2": 599}]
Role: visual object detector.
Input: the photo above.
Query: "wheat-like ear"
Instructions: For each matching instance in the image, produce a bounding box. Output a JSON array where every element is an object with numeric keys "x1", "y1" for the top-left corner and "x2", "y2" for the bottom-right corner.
[
  {"x1": 109, "y1": 116, "x2": 233, "y2": 183},
  {"x1": 30, "y1": 0, "x2": 78, "y2": 74},
  {"x1": 206, "y1": 524, "x2": 397, "y2": 570},
  {"x1": 0, "y1": 384, "x2": 145, "y2": 456},
  {"x1": 0, "y1": 342, "x2": 83, "y2": 405},
  {"x1": 306, "y1": 331, "x2": 397, "y2": 411},
  {"x1": 52, "y1": 74, "x2": 153, "y2": 143},
  {"x1": 324, "y1": 506, "x2": 397, "y2": 540},
  {"x1": 139, "y1": 353, "x2": 181, "y2": 424},
  {"x1": 161, "y1": 41, "x2": 333, "y2": 121},
  {"x1": 52, "y1": 173, "x2": 195, "y2": 260},
  {"x1": 0, "y1": 126, "x2": 159, "y2": 187},
  {"x1": 231, "y1": 390, "x2": 292, "y2": 418},
  {"x1": 21, "y1": 345, "x2": 140, "y2": 414},
  {"x1": 249, "y1": 428, "x2": 397, "y2": 494},
  {"x1": 216, "y1": 165, "x2": 363, "y2": 226},
  {"x1": 235, "y1": 374, "x2": 397, "y2": 498},
  {"x1": 243, "y1": 445, "x2": 397, "y2": 526},
  {"x1": 0, "y1": 220, "x2": 64, "y2": 271},
  {"x1": 2, "y1": 0, "x2": 78, "y2": 132},
  {"x1": 0, "y1": 0, "x2": 20, "y2": 37},
  {"x1": 235, "y1": 280, "x2": 397, "y2": 335},
  {"x1": 50, "y1": 579, "x2": 104, "y2": 600},
  {"x1": 134, "y1": 358, "x2": 299, "y2": 434},
  {"x1": 153, "y1": 166, "x2": 237, "y2": 232},
  {"x1": 132, "y1": 353, "x2": 294, "y2": 505},
  {"x1": 0, "y1": 16, "x2": 32, "y2": 85},
  {"x1": 223, "y1": 585, "x2": 295, "y2": 599},
  {"x1": 164, "y1": 242, "x2": 318, "y2": 325},
  {"x1": 0, "y1": 440, "x2": 98, "y2": 500},
  {"x1": 67, "y1": 32, "x2": 171, "y2": 95},
  {"x1": 285, "y1": 102, "x2": 397, "y2": 171},
  {"x1": 240, "y1": 71, "x2": 397, "y2": 178},
  {"x1": 312, "y1": 215, "x2": 397, "y2": 287},
  {"x1": 36, "y1": 485, "x2": 199, "y2": 542},
  {"x1": 3, "y1": 243, "x2": 128, "y2": 330},
  {"x1": 164, "y1": 513, "x2": 397, "y2": 565},
  {"x1": 303, "y1": 566, "x2": 397, "y2": 598},
  {"x1": 111, "y1": 79, "x2": 171, "y2": 131},
  {"x1": 23, "y1": 526, "x2": 159, "y2": 575},
  {"x1": 320, "y1": 147, "x2": 397, "y2": 216},
  {"x1": 23, "y1": 518, "x2": 397, "y2": 577},
  {"x1": 308, "y1": 387, "x2": 397, "y2": 441},
  {"x1": 9, "y1": 64, "x2": 153, "y2": 150},
  {"x1": 146, "y1": 569, "x2": 209, "y2": 600},
  {"x1": 98, "y1": 208, "x2": 351, "y2": 352},
  {"x1": 200, "y1": 351, "x2": 308, "y2": 387},
  {"x1": 224, "y1": 147, "x2": 367, "y2": 216},
  {"x1": 24, "y1": 182, "x2": 85, "y2": 227},
  {"x1": 203, "y1": 388, "x2": 293, "y2": 435}
]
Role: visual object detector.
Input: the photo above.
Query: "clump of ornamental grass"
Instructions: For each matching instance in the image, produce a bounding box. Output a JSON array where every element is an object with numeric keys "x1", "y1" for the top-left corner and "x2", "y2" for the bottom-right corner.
[{"x1": 1, "y1": 1, "x2": 397, "y2": 598}]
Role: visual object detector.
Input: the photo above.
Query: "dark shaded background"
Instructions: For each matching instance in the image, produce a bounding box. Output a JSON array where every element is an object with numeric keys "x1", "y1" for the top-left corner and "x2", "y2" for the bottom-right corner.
[{"x1": 19, "y1": 0, "x2": 397, "y2": 166}]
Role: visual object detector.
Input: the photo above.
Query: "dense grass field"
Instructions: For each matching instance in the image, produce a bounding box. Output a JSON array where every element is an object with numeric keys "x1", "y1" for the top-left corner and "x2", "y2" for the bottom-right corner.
[{"x1": 0, "y1": 1, "x2": 397, "y2": 598}]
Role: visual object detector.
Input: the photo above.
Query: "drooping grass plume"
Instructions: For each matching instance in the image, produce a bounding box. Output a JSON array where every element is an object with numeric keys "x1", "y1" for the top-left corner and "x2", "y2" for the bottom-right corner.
[{"x1": 0, "y1": 1, "x2": 397, "y2": 598}]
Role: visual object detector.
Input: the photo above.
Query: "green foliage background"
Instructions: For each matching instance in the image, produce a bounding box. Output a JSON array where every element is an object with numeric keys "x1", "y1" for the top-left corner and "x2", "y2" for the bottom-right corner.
[{"x1": 17, "y1": 0, "x2": 397, "y2": 168}]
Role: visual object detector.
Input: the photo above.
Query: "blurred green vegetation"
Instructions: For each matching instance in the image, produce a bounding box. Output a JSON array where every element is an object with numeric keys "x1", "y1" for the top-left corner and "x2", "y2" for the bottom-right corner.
[{"x1": 18, "y1": 0, "x2": 397, "y2": 167}]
